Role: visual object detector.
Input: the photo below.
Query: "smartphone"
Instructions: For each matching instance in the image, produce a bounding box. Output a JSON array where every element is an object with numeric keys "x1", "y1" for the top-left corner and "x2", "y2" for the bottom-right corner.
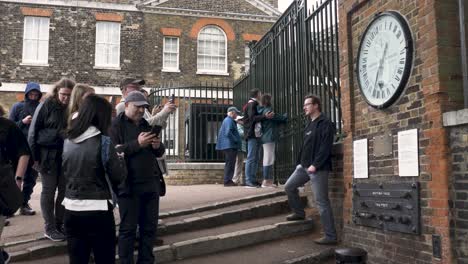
[
  {"x1": 169, "y1": 94, "x2": 175, "y2": 103},
  {"x1": 151, "y1": 125, "x2": 162, "y2": 136}
]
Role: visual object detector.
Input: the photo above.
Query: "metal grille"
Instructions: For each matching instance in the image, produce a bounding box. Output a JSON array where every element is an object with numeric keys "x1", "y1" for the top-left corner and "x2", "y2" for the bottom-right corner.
[
  {"x1": 148, "y1": 83, "x2": 232, "y2": 162},
  {"x1": 233, "y1": 0, "x2": 341, "y2": 183}
]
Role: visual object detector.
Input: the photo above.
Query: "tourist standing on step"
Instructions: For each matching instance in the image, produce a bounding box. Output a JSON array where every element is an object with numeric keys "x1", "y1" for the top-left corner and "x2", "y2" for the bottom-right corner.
[
  {"x1": 257, "y1": 94, "x2": 288, "y2": 188},
  {"x1": 110, "y1": 91, "x2": 165, "y2": 264},
  {"x1": 242, "y1": 89, "x2": 274, "y2": 188},
  {"x1": 28, "y1": 78, "x2": 75, "y2": 242},
  {"x1": 284, "y1": 94, "x2": 338, "y2": 245},
  {"x1": 8, "y1": 82, "x2": 42, "y2": 216},
  {"x1": 232, "y1": 115, "x2": 247, "y2": 185},
  {"x1": 62, "y1": 95, "x2": 126, "y2": 264},
  {"x1": 216, "y1": 107, "x2": 242, "y2": 187},
  {"x1": 0, "y1": 115, "x2": 31, "y2": 263}
]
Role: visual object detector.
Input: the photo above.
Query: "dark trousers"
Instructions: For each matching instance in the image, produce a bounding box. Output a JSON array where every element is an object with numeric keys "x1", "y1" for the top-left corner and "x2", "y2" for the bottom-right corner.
[
  {"x1": 23, "y1": 166, "x2": 38, "y2": 205},
  {"x1": 64, "y1": 208, "x2": 116, "y2": 264},
  {"x1": 118, "y1": 192, "x2": 159, "y2": 264},
  {"x1": 223, "y1": 148, "x2": 237, "y2": 184},
  {"x1": 40, "y1": 170, "x2": 65, "y2": 232}
]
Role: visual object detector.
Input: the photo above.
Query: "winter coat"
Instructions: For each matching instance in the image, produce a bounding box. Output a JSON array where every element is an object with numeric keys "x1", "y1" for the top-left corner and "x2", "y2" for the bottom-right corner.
[
  {"x1": 257, "y1": 106, "x2": 288, "y2": 144},
  {"x1": 297, "y1": 114, "x2": 335, "y2": 171},
  {"x1": 9, "y1": 83, "x2": 42, "y2": 137},
  {"x1": 62, "y1": 126, "x2": 126, "y2": 200},
  {"x1": 243, "y1": 99, "x2": 266, "y2": 140},
  {"x1": 110, "y1": 112, "x2": 165, "y2": 195},
  {"x1": 28, "y1": 98, "x2": 68, "y2": 175},
  {"x1": 216, "y1": 116, "x2": 241, "y2": 151}
]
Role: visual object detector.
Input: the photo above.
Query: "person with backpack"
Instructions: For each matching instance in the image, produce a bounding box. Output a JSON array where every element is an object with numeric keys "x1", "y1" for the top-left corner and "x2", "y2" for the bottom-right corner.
[
  {"x1": 8, "y1": 82, "x2": 42, "y2": 216},
  {"x1": 242, "y1": 89, "x2": 274, "y2": 188},
  {"x1": 0, "y1": 116, "x2": 31, "y2": 263},
  {"x1": 28, "y1": 78, "x2": 75, "y2": 242},
  {"x1": 62, "y1": 95, "x2": 126, "y2": 264}
]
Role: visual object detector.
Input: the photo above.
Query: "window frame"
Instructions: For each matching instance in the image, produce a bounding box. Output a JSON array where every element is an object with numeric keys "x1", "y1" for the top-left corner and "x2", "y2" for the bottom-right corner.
[
  {"x1": 162, "y1": 36, "x2": 180, "y2": 72},
  {"x1": 22, "y1": 16, "x2": 50, "y2": 66},
  {"x1": 94, "y1": 21, "x2": 121, "y2": 70},
  {"x1": 196, "y1": 25, "x2": 228, "y2": 75}
]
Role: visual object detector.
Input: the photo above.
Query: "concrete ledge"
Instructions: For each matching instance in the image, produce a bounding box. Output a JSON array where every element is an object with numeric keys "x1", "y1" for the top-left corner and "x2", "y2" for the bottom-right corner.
[
  {"x1": 282, "y1": 248, "x2": 335, "y2": 264},
  {"x1": 156, "y1": 219, "x2": 315, "y2": 263},
  {"x1": 443, "y1": 108, "x2": 468, "y2": 127},
  {"x1": 167, "y1": 163, "x2": 225, "y2": 170}
]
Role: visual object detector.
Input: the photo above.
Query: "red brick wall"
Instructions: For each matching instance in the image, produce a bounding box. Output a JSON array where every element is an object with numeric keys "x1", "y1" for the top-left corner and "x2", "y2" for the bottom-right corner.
[{"x1": 339, "y1": 0, "x2": 463, "y2": 263}]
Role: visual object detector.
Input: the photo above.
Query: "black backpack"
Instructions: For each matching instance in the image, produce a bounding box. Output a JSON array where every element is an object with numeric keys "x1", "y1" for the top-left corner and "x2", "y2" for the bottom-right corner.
[{"x1": 0, "y1": 127, "x2": 24, "y2": 216}]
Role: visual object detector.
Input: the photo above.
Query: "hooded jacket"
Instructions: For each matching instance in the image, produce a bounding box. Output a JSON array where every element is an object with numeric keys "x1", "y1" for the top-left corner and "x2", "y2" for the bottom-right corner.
[{"x1": 9, "y1": 82, "x2": 42, "y2": 137}]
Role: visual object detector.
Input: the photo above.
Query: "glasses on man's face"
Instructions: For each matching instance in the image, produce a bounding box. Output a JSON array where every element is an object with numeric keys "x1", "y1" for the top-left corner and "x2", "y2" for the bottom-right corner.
[
  {"x1": 59, "y1": 93, "x2": 71, "y2": 98},
  {"x1": 303, "y1": 103, "x2": 313, "y2": 107}
]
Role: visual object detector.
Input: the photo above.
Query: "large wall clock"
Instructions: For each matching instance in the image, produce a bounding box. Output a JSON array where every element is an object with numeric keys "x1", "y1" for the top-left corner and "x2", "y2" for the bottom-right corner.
[{"x1": 356, "y1": 11, "x2": 413, "y2": 109}]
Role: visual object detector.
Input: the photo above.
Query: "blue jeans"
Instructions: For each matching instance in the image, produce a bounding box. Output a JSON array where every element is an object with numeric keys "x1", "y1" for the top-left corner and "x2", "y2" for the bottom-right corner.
[
  {"x1": 245, "y1": 138, "x2": 261, "y2": 185},
  {"x1": 284, "y1": 165, "x2": 337, "y2": 240}
]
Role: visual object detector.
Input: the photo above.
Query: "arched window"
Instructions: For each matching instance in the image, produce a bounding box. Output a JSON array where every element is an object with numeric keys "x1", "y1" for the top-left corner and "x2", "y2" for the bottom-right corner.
[{"x1": 197, "y1": 26, "x2": 227, "y2": 74}]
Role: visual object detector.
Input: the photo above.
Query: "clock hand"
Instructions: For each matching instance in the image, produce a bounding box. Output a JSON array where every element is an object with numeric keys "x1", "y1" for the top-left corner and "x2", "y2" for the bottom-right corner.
[{"x1": 374, "y1": 42, "x2": 389, "y2": 90}]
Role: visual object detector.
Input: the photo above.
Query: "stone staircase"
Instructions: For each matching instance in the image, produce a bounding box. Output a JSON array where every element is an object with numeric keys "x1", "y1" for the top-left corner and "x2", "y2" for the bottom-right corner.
[{"x1": 11, "y1": 190, "x2": 336, "y2": 264}]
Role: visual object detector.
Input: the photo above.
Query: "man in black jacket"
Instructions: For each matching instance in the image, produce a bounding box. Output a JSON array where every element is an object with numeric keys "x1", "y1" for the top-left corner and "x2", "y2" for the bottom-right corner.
[
  {"x1": 9, "y1": 82, "x2": 42, "y2": 216},
  {"x1": 242, "y1": 89, "x2": 273, "y2": 188},
  {"x1": 284, "y1": 95, "x2": 337, "y2": 245},
  {"x1": 110, "y1": 91, "x2": 165, "y2": 264}
]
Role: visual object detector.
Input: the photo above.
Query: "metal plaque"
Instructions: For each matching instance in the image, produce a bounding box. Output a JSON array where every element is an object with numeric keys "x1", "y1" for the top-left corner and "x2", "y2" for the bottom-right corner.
[
  {"x1": 373, "y1": 133, "x2": 393, "y2": 157},
  {"x1": 352, "y1": 182, "x2": 420, "y2": 234}
]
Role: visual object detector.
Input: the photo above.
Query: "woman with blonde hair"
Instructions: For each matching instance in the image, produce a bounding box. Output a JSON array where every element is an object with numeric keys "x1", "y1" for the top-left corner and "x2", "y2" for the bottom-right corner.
[
  {"x1": 68, "y1": 84, "x2": 95, "y2": 123},
  {"x1": 28, "y1": 77, "x2": 75, "y2": 242}
]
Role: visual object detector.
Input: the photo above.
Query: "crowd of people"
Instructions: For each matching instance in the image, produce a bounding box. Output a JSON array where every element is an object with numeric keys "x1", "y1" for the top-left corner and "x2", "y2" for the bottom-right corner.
[
  {"x1": 0, "y1": 77, "x2": 176, "y2": 264},
  {"x1": 0, "y1": 82, "x2": 337, "y2": 264}
]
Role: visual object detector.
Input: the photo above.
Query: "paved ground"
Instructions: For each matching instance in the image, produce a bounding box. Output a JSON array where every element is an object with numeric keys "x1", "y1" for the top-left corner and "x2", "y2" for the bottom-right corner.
[{"x1": 2, "y1": 183, "x2": 282, "y2": 245}]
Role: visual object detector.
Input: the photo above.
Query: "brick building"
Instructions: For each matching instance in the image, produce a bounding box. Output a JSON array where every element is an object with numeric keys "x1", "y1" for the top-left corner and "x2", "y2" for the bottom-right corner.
[
  {"x1": 0, "y1": 0, "x2": 280, "y2": 110},
  {"x1": 338, "y1": 0, "x2": 468, "y2": 263}
]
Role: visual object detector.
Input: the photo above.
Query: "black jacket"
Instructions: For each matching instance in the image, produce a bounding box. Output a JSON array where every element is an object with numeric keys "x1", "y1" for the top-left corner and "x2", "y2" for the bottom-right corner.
[
  {"x1": 297, "y1": 114, "x2": 335, "y2": 171},
  {"x1": 62, "y1": 132, "x2": 126, "y2": 200},
  {"x1": 28, "y1": 98, "x2": 68, "y2": 174},
  {"x1": 243, "y1": 99, "x2": 266, "y2": 140},
  {"x1": 110, "y1": 112, "x2": 165, "y2": 195}
]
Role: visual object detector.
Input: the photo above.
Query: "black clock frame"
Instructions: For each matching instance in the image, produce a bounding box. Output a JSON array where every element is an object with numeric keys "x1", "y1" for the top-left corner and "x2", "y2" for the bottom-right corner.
[{"x1": 356, "y1": 11, "x2": 414, "y2": 109}]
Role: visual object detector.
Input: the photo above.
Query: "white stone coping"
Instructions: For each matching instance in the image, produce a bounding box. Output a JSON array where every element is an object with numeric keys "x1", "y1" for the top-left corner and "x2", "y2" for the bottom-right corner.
[
  {"x1": 0, "y1": 0, "x2": 139, "y2": 12},
  {"x1": 443, "y1": 108, "x2": 468, "y2": 127},
  {"x1": 167, "y1": 162, "x2": 225, "y2": 170}
]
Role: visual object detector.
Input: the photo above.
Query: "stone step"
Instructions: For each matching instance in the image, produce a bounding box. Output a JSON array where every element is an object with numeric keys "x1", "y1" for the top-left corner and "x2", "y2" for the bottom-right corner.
[
  {"x1": 164, "y1": 229, "x2": 336, "y2": 264},
  {"x1": 8, "y1": 194, "x2": 304, "y2": 262},
  {"x1": 147, "y1": 215, "x2": 318, "y2": 263}
]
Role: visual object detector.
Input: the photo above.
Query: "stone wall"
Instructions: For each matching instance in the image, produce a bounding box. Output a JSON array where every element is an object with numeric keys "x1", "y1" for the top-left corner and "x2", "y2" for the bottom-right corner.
[
  {"x1": 165, "y1": 163, "x2": 225, "y2": 185},
  {"x1": 338, "y1": 0, "x2": 463, "y2": 263},
  {"x1": 0, "y1": 2, "x2": 145, "y2": 87}
]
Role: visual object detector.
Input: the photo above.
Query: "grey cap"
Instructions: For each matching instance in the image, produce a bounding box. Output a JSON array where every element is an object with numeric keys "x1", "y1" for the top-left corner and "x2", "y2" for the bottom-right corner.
[
  {"x1": 227, "y1": 106, "x2": 241, "y2": 114},
  {"x1": 120, "y1": 78, "x2": 145, "y2": 91},
  {"x1": 125, "y1": 91, "x2": 149, "y2": 107}
]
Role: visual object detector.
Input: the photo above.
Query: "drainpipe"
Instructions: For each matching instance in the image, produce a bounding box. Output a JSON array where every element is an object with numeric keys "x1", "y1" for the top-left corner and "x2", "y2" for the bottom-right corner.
[{"x1": 459, "y1": 0, "x2": 468, "y2": 108}]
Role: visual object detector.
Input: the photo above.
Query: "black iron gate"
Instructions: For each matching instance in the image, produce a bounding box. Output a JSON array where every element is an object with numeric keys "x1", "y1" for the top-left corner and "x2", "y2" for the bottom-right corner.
[
  {"x1": 148, "y1": 83, "x2": 232, "y2": 162},
  {"x1": 233, "y1": 0, "x2": 341, "y2": 183}
]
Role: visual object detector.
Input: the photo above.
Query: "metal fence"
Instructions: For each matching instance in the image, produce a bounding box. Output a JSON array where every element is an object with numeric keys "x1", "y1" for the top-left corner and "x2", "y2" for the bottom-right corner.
[
  {"x1": 148, "y1": 83, "x2": 233, "y2": 162},
  {"x1": 233, "y1": 0, "x2": 341, "y2": 183}
]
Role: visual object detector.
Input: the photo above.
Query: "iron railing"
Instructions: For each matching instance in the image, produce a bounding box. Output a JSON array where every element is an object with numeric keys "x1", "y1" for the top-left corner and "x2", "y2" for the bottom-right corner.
[
  {"x1": 148, "y1": 83, "x2": 233, "y2": 162},
  {"x1": 233, "y1": 0, "x2": 341, "y2": 183}
]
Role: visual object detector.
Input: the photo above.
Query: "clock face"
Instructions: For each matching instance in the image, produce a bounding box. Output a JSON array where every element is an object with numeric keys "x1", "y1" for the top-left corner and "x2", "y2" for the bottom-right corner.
[{"x1": 357, "y1": 11, "x2": 413, "y2": 108}]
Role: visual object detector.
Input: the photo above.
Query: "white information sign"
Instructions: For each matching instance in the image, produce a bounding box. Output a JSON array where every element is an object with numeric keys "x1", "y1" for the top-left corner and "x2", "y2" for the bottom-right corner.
[
  {"x1": 353, "y1": 138, "x2": 368, "y2": 179},
  {"x1": 398, "y1": 129, "x2": 419, "y2": 177}
]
